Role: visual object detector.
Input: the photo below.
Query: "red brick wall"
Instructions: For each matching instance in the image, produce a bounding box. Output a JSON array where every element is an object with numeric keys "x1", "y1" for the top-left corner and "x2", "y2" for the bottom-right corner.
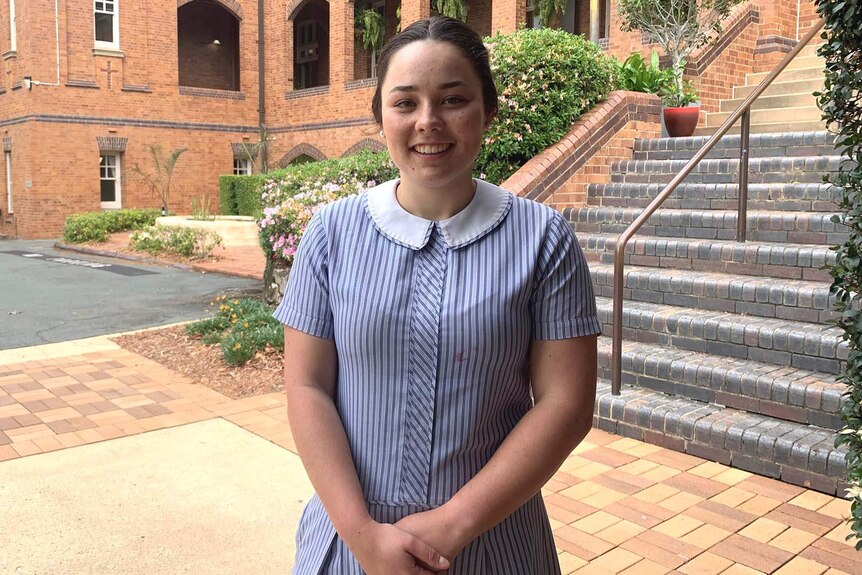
[
  {"x1": 0, "y1": 0, "x2": 815, "y2": 238},
  {"x1": 502, "y1": 92, "x2": 662, "y2": 210}
]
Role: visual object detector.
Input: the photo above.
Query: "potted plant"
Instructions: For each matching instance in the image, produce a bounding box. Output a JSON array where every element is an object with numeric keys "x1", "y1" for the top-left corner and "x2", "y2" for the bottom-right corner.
[
  {"x1": 617, "y1": 0, "x2": 742, "y2": 136},
  {"x1": 660, "y1": 70, "x2": 700, "y2": 137},
  {"x1": 617, "y1": 49, "x2": 675, "y2": 95}
]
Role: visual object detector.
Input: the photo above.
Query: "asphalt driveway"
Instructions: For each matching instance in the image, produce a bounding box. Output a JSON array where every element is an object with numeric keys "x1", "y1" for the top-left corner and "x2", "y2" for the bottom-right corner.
[{"x1": 0, "y1": 239, "x2": 261, "y2": 350}]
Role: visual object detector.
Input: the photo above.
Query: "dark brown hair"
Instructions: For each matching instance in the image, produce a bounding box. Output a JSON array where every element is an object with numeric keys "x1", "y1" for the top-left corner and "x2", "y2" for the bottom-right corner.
[{"x1": 371, "y1": 15, "x2": 498, "y2": 125}]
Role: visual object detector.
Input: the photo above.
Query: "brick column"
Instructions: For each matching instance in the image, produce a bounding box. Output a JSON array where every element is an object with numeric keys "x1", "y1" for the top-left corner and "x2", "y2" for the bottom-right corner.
[
  {"x1": 400, "y1": 0, "x2": 431, "y2": 28},
  {"x1": 330, "y1": 0, "x2": 355, "y2": 85},
  {"x1": 491, "y1": 0, "x2": 525, "y2": 34}
]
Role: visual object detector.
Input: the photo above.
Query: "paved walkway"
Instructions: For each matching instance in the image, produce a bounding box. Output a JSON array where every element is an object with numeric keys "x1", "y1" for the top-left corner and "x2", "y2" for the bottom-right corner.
[{"x1": 2, "y1": 240, "x2": 857, "y2": 574}]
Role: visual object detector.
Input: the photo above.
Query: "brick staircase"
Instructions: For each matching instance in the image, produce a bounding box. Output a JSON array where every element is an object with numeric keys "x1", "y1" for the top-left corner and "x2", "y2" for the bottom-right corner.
[
  {"x1": 695, "y1": 42, "x2": 826, "y2": 135},
  {"x1": 569, "y1": 131, "x2": 850, "y2": 495}
]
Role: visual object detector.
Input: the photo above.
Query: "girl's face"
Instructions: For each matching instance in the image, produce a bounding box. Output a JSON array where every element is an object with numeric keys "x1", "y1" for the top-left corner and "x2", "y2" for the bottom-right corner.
[{"x1": 380, "y1": 40, "x2": 491, "y2": 199}]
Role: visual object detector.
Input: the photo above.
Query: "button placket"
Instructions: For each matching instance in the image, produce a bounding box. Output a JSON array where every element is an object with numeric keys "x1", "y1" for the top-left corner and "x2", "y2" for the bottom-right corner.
[{"x1": 400, "y1": 224, "x2": 448, "y2": 503}]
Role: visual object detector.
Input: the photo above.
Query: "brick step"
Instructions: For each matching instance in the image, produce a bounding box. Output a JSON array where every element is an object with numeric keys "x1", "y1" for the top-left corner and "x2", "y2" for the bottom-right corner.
[
  {"x1": 720, "y1": 91, "x2": 820, "y2": 113},
  {"x1": 781, "y1": 55, "x2": 825, "y2": 71},
  {"x1": 569, "y1": 207, "x2": 845, "y2": 245},
  {"x1": 596, "y1": 337, "x2": 844, "y2": 430},
  {"x1": 734, "y1": 77, "x2": 824, "y2": 99},
  {"x1": 610, "y1": 156, "x2": 842, "y2": 185},
  {"x1": 632, "y1": 131, "x2": 836, "y2": 161},
  {"x1": 593, "y1": 379, "x2": 847, "y2": 495},
  {"x1": 588, "y1": 263, "x2": 838, "y2": 323},
  {"x1": 693, "y1": 120, "x2": 829, "y2": 136},
  {"x1": 586, "y1": 182, "x2": 839, "y2": 212},
  {"x1": 593, "y1": 297, "x2": 847, "y2": 374},
  {"x1": 705, "y1": 106, "x2": 823, "y2": 128},
  {"x1": 579, "y1": 233, "x2": 835, "y2": 282},
  {"x1": 747, "y1": 66, "x2": 825, "y2": 85}
]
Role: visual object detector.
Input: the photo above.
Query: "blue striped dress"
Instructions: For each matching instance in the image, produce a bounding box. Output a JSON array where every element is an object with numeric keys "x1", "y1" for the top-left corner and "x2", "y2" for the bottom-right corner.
[{"x1": 274, "y1": 179, "x2": 601, "y2": 574}]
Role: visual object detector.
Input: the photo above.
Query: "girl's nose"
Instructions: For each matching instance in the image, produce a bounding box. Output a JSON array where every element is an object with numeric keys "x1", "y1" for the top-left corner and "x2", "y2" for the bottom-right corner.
[{"x1": 416, "y1": 104, "x2": 443, "y2": 132}]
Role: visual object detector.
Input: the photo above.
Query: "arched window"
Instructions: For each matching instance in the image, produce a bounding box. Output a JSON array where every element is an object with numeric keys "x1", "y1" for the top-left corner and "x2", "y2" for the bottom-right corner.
[
  {"x1": 292, "y1": 0, "x2": 330, "y2": 89},
  {"x1": 178, "y1": 0, "x2": 241, "y2": 91}
]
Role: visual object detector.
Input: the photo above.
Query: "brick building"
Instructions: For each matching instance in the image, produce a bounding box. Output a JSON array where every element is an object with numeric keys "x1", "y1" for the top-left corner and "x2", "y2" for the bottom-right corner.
[{"x1": 0, "y1": 0, "x2": 820, "y2": 238}]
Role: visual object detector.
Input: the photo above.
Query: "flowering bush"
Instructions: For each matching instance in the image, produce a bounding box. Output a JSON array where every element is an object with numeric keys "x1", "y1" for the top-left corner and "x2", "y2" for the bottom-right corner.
[
  {"x1": 476, "y1": 28, "x2": 617, "y2": 184},
  {"x1": 257, "y1": 150, "x2": 397, "y2": 268}
]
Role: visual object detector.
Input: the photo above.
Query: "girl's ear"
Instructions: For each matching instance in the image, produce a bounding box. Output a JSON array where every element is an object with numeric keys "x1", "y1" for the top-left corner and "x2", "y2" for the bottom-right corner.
[{"x1": 484, "y1": 111, "x2": 497, "y2": 131}]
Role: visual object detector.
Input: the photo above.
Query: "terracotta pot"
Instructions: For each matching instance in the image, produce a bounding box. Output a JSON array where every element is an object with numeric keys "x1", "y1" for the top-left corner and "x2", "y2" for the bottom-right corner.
[{"x1": 663, "y1": 105, "x2": 700, "y2": 137}]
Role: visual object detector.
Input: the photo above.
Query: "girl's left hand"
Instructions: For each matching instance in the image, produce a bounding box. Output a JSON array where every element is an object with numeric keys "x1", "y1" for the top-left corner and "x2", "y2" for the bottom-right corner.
[{"x1": 395, "y1": 507, "x2": 471, "y2": 565}]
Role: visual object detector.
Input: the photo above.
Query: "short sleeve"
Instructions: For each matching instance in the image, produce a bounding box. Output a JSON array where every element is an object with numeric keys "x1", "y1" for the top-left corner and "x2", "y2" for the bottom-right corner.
[
  {"x1": 531, "y1": 212, "x2": 602, "y2": 340},
  {"x1": 272, "y1": 213, "x2": 335, "y2": 339}
]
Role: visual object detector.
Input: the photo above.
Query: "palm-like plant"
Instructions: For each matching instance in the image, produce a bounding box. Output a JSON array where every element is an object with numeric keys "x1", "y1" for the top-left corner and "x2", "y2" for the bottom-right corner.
[{"x1": 131, "y1": 145, "x2": 188, "y2": 215}]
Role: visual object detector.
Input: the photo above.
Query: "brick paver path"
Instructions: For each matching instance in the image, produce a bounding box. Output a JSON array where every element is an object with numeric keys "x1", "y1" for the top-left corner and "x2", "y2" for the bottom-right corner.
[{"x1": 1, "y1": 347, "x2": 858, "y2": 574}]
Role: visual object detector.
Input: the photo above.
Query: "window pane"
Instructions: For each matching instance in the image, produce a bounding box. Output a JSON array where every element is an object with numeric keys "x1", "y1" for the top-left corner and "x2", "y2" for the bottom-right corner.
[
  {"x1": 95, "y1": 13, "x2": 113, "y2": 43},
  {"x1": 101, "y1": 180, "x2": 116, "y2": 202},
  {"x1": 103, "y1": 155, "x2": 115, "y2": 167},
  {"x1": 95, "y1": 1, "x2": 104, "y2": 11}
]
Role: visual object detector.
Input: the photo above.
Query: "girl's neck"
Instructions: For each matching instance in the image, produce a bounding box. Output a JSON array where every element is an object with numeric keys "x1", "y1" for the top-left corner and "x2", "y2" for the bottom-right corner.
[{"x1": 395, "y1": 179, "x2": 477, "y2": 221}]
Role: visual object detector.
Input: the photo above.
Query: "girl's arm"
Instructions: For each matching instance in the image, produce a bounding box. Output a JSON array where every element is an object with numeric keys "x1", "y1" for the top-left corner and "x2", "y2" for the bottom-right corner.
[
  {"x1": 284, "y1": 326, "x2": 450, "y2": 575},
  {"x1": 396, "y1": 334, "x2": 597, "y2": 557}
]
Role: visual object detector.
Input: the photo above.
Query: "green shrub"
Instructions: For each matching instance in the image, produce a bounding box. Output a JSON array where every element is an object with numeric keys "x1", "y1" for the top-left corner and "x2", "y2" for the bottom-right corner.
[
  {"x1": 264, "y1": 149, "x2": 398, "y2": 200},
  {"x1": 129, "y1": 224, "x2": 222, "y2": 259},
  {"x1": 476, "y1": 28, "x2": 616, "y2": 184},
  {"x1": 185, "y1": 295, "x2": 283, "y2": 366},
  {"x1": 817, "y1": 0, "x2": 862, "y2": 548},
  {"x1": 218, "y1": 175, "x2": 267, "y2": 217},
  {"x1": 219, "y1": 176, "x2": 238, "y2": 215},
  {"x1": 62, "y1": 208, "x2": 160, "y2": 243}
]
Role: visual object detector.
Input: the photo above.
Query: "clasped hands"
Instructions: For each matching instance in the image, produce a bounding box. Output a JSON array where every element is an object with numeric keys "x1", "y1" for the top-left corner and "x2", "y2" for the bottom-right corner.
[{"x1": 350, "y1": 506, "x2": 470, "y2": 575}]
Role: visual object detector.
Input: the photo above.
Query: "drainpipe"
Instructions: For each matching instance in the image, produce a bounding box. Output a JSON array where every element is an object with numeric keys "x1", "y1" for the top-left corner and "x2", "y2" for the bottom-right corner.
[
  {"x1": 26, "y1": 0, "x2": 61, "y2": 87},
  {"x1": 589, "y1": 0, "x2": 600, "y2": 43},
  {"x1": 258, "y1": 0, "x2": 267, "y2": 173}
]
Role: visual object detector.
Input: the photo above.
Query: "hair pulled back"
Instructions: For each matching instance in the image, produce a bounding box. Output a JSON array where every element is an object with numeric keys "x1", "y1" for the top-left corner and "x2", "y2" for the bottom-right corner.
[{"x1": 371, "y1": 15, "x2": 498, "y2": 125}]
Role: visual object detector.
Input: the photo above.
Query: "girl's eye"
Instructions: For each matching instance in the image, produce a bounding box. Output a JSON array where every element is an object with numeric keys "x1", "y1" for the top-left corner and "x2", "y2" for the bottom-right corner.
[
  {"x1": 444, "y1": 96, "x2": 464, "y2": 105},
  {"x1": 394, "y1": 100, "x2": 415, "y2": 109}
]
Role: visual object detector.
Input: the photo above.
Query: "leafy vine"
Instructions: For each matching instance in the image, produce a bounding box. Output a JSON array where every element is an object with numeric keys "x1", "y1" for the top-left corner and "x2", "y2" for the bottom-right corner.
[{"x1": 816, "y1": 0, "x2": 862, "y2": 548}]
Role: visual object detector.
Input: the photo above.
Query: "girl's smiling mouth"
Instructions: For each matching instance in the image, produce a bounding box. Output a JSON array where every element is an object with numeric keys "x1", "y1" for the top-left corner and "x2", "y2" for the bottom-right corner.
[{"x1": 412, "y1": 143, "x2": 454, "y2": 155}]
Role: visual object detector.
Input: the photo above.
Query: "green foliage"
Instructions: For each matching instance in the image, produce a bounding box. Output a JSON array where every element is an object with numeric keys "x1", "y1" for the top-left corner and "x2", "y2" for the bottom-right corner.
[
  {"x1": 616, "y1": 50, "x2": 674, "y2": 94},
  {"x1": 476, "y1": 28, "x2": 616, "y2": 184},
  {"x1": 356, "y1": 8, "x2": 385, "y2": 53},
  {"x1": 537, "y1": 0, "x2": 566, "y2": 26},
  {"x1": 185, "y1": 295, "x2": 283, "y2": 367},
  {"x1": 816, "y1": 0, "x2": 862, "y2": 548},
  {"x1": 433, "y1": 0, "x2": 467, "y2": 22},
  {"x1": 129, "y1": 224, "x2": 222, "y2": 259},
  {"x1": 617, "y1": 0, "x2": 741, "y2": 100},
  {"x1": 218, "y1": 175, "x2": 267, "y2": 216},
  {"x1": 62, "y1": 208, "x2": 160, "y2": 243},
  {"x1": 131, "y1": 145, "x2": 188, "y2": 213},
  {"x1": 219, "y1": 176, "x2": 238, "y2": 215},
  {"x1": 660, "y1": 76, "x2": 699, "y2": 107}
]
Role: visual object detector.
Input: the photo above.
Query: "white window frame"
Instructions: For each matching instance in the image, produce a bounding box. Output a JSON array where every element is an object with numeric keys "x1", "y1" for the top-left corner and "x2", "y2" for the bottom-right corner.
[
  {"x1": 5, "y1": 152, "x2": 11, "y2": 214},
  {"x1": 100, "y1": 154, "x2": 122, "y2": 209},
  {"x1": 233, "y1": 158, "x2": 251, "y2": 175},
  {"x1": 94, "y1": 0, "x2": 120, "y2": 50},
  {"x1": 8, "y1": 0, "x2": 16, "y2": 53}
]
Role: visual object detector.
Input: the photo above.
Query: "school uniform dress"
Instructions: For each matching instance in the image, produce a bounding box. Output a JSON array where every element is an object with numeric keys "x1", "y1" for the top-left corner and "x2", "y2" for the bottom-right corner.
[{"x1": 274, "y1": 178, "x2": 601, "y2": 574}]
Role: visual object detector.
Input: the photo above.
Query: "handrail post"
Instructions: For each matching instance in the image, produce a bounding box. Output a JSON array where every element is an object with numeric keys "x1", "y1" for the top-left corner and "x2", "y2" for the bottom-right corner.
[{"x1": 737, "y1": 109, "x2": 751, "y2": 242}]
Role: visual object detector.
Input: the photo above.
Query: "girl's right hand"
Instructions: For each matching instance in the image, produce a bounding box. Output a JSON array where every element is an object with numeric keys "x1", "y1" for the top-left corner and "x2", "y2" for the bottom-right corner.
[{"x1": 350, "y1": 520, "x2": 451, "y2": 574}]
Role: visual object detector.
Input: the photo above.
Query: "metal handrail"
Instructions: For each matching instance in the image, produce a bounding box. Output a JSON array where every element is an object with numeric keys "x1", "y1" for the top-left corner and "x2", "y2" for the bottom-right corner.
[{"x1": 611, "y1": 20, "x2": 826, "y2": 395}]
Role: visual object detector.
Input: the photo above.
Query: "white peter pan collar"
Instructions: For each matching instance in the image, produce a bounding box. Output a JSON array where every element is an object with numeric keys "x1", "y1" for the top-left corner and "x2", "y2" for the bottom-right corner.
[{"x1": 364, "y1": 179, "x2": 512, "y2": 250}]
